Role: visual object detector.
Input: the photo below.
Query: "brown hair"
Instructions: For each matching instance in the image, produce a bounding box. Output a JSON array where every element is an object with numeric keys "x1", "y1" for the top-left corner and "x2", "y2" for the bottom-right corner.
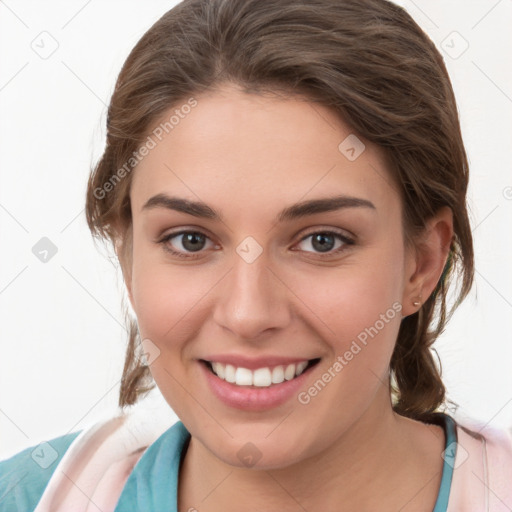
[{"x1": 85, "y1": 0, "x2": 474, "y2": 422}]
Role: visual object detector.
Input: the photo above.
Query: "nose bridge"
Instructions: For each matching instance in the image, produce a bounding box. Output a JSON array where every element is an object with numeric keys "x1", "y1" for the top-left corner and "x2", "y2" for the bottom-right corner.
[{"x1": 212, "y1": 245, "x2": 290, "y2": 339}]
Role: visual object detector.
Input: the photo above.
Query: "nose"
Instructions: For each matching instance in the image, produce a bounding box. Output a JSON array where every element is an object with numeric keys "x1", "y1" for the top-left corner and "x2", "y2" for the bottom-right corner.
[{"x1": 212, "y1": 250, "x2": 291, "y2": 340}]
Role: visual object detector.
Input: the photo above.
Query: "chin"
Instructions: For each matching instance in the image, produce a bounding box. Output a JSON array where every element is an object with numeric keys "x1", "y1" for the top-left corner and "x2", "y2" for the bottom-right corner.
[{"x1": 199, "y1": 427, "x2": 316, "y2": 471}]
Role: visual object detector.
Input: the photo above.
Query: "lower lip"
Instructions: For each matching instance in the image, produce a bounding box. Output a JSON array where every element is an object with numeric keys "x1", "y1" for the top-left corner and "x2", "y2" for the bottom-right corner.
[{"x1": 200, "y1": 362, "x2": 315, "y2": 411}]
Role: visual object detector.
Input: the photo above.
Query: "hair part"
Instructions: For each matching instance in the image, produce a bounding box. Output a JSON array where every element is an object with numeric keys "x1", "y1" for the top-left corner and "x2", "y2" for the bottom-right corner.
[{"x1": 86, "y1": 0, "x2": 474, "y2": 421}]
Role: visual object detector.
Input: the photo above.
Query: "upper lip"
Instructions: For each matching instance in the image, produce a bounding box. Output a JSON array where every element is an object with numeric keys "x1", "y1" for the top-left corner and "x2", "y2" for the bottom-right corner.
[{"x1": 200, "y1": 354, "x2": 320, "y2": 370}]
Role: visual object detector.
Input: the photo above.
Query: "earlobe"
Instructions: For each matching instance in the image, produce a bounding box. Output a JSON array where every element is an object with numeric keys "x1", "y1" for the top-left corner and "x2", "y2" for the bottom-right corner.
[{"x1": 401, "y1": 206, "x2": 454, "y2": 317}]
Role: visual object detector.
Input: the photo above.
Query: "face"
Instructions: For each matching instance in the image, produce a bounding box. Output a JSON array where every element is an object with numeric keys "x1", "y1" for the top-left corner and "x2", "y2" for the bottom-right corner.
[{"x1": 125, "y1": 83, "x2": 415, "y2": 469}]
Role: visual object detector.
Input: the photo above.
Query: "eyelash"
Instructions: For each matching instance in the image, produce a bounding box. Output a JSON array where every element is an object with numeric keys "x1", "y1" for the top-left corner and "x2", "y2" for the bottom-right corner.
[{"x1": 157, "y1": 229, "x2": 355, "y2": 259}]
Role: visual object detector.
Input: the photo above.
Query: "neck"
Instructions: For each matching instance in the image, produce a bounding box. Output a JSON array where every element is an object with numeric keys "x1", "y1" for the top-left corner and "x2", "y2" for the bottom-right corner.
[{"x1": 178, "y1": 386, "x2": 444, "y2": 512}]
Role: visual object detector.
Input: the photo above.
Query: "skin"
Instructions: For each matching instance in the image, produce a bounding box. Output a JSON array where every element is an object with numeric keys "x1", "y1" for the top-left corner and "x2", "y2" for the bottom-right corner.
[{"x1": 120, "y1": 83, "x2": 453, "y2": 511}]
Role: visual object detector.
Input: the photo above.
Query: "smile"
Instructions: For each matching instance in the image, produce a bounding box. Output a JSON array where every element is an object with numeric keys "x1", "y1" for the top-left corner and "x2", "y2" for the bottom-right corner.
[{"x1": 202, "y1": 359, "x2": 320, "y2": 387}]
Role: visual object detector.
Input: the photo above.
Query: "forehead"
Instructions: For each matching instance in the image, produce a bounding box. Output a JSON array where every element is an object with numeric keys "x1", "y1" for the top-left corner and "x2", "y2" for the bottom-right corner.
[{"x1": 130, "y1": 85, "x2": 399, "y2": 220}]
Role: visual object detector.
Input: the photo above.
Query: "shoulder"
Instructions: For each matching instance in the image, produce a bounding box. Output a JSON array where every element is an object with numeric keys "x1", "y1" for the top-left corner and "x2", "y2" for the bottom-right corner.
[
  {"x1": 0, "y1": 430, "x2": 82, "y2": 512},
  {"x1": 113, "y1": 420, "x2": 190, "y2": 511},
  {"x1": 456, "y1": 415, "x2": 512, "y2": 472},
  {"x1": 26, "y1": 404, "x2": 178, "y2": 512},
  {"x1": 447, "y1": 414, "x2": 512, "y2": 511}
]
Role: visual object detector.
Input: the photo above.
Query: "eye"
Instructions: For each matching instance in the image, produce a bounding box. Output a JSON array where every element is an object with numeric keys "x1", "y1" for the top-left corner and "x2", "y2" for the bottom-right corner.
[
  {"x1": 294, "y1": 230, "x2": 355, "y2": 257},
  {"x1": 158, "y1": 230, "x2": 216, "y2": 259},
  {"x1": 158, "y1": 228, "x2": 355, "y2": 259}
]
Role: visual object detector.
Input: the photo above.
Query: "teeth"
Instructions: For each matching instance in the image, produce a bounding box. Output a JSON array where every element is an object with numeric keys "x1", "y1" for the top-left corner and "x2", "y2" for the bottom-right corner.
[
  {"x1": 235, "y1": 367, "x2": 253, "y2": 386},
  {"x1": 208, "y1": 360, "x2": 311, "y2": 387},
  {"x1": 253, "y1": 368, "x2": 272, "y2": 387},
  {"x1": 271, "y1": 365, "x2": 285, "y2": 384},
  {"x1": 211, "y1": 362, "x2": 225, "y2": 379},
  {"x1": 225, "y1": 364, "x2": 236, "y2": 383},
  {"x1": 296, "y1": 361, "x2": 308, "y2": 375},
  {"x1": 284, "y1": 364, "x2": 295, "y2": 381}
]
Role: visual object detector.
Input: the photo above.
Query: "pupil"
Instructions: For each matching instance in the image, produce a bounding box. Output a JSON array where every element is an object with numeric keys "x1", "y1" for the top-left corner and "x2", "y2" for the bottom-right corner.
[
  {"x1": 312, "y1": 233, "x2": 334, "y2": 252},
  {"x1": 183, "y1": 233, "x2": 205, "y2": 252}
]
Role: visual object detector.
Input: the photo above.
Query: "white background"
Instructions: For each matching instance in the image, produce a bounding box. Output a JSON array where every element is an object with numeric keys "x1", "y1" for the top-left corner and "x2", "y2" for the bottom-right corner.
[{"x1": 0, "y1": 0, "x2": 511, "y2": 460}]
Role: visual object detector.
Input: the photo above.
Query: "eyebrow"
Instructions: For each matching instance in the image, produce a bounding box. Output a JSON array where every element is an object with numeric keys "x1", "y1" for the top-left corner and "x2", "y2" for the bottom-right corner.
[{"x1": 141, "y1": 193, "x2": 376, "y2": 223}]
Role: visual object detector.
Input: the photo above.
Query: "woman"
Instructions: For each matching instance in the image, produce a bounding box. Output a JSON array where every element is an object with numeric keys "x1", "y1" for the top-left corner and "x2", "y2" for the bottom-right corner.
[{"x1": 1, "y1": 0, "x2": 511, "y2": 510}]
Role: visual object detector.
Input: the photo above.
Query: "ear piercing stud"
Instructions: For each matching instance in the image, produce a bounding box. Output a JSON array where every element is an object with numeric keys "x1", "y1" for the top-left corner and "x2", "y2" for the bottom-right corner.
[{"x1": 412, "y1": 297, "x2": 422, "y2": 307}]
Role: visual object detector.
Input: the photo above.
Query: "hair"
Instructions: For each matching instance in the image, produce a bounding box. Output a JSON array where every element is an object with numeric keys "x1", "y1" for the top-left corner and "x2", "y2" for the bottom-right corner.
[{"x1": 85, "y1": 0, "x2": 474, "y2": 422}]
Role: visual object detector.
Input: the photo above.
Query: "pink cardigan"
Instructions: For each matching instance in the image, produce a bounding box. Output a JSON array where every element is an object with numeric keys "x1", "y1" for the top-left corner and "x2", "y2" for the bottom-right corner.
[{"x1": 33, "y1": 410, "x2": 512, "y2": 511}]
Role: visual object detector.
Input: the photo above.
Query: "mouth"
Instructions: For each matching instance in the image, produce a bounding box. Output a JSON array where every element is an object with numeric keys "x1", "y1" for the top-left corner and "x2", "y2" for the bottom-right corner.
[{"x1": 200, "y1": 358, "x2": 321, "y2": 388}]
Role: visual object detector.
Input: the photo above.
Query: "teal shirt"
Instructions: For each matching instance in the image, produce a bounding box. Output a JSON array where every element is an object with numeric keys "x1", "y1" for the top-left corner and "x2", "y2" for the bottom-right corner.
[
  {"x1": 0, "y1": 430, "x2": 82, "y2": 511},
  {"x1": 0, "y1": 413, "x2": 456, "y2": 511}
]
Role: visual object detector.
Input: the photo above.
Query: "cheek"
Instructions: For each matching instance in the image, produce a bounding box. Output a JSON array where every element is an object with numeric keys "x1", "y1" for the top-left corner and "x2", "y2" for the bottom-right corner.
[
  {"x1": 131, "y1": 261, "x2": 206, "y2": 341},
  {"x1": 129, "y1": 258, "x2": 207, "y2": 410},
  {"x1": 290, "y1": 265, "x2": 403, "y2": 428},
  {"x1": 130, "y1": 236, "x2": 227, "y2": 363},
  {"x1": 288, "y1": 250, "x2": 404, "y2": 371}
]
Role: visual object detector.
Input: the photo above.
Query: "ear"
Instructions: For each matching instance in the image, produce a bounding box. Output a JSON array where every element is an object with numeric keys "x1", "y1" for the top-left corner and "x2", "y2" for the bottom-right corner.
[{"x1": 401, "y1": 206, "x2": 454, "y2": 317}]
